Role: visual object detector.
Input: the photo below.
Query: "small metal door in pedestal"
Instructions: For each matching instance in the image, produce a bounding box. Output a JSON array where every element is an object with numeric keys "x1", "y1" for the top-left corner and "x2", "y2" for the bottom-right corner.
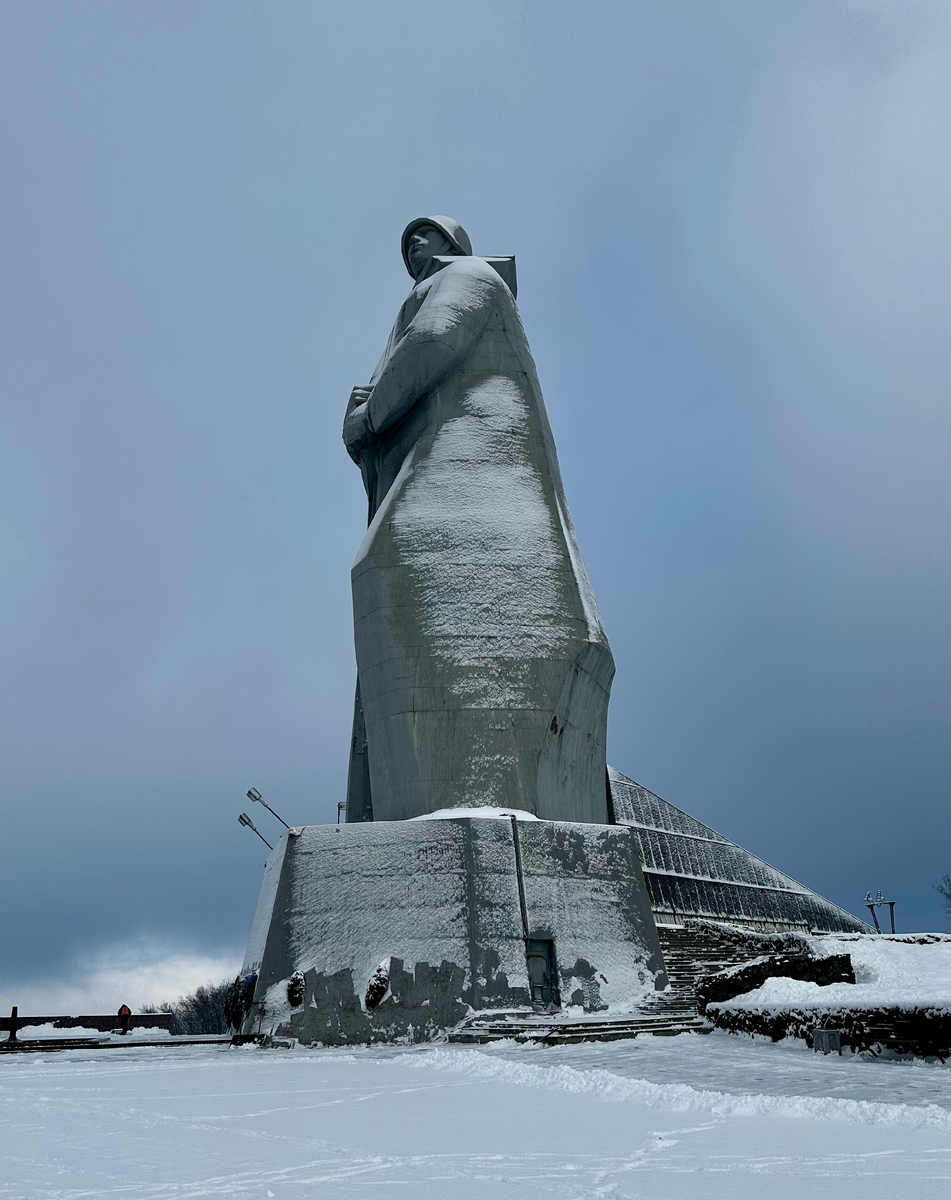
[{"x1": 526, "y1": 939, "x2": 560, "y2": 1008}]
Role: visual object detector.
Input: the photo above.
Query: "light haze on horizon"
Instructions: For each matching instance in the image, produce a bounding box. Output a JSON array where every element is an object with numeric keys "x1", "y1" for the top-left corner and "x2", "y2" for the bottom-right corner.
[{"x1": 0, "y1": 0, "x2": 947, "y2": 1001}]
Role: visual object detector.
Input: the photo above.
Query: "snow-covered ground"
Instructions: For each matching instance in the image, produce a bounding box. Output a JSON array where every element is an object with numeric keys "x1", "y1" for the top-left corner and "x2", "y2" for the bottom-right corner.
[
  {"x1": 711, "y1": 933, "x2": 950, "y2": 1015},
  {"x1": 0, "y1": 1031, "x2": 947, "y2": 1198}
]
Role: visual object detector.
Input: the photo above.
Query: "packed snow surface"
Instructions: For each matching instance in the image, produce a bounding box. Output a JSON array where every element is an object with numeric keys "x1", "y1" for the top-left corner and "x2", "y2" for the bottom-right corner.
[
  {"x1": 410, "y1": 806, "x2": 541, "y2": 821},
  {"x1": 0, "y1": 1031, "x2": 946, "y2": 1198},
  {"x1": 715, "y1": 934, "x2": 951, "y2": 1014}
]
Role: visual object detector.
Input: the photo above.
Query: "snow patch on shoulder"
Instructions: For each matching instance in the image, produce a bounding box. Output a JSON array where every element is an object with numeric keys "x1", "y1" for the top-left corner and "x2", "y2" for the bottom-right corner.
[{"x1": 409, "y1": 806, "x2": 541, "y2": 822}]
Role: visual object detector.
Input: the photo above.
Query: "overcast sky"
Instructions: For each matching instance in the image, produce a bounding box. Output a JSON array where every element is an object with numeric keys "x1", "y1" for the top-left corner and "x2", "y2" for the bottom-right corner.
[{"x1": 1, "y1": 0, "x2": 947, "y2": 1010}]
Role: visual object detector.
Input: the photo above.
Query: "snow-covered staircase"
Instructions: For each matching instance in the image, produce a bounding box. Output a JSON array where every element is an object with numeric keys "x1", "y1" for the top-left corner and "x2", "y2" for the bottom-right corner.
[
  {"x1": 447, "y1": 1009, "x2": 707, "y2": 1045},
  {"x1": 638, "y1": 924, "x2": 762, "y2": 1017}
]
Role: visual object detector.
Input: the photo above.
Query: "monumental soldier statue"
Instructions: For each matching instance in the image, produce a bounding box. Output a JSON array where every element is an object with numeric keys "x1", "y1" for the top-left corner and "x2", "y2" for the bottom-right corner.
[{"x1": 343, "y1": 217, "x2": 614, "y2": 824}]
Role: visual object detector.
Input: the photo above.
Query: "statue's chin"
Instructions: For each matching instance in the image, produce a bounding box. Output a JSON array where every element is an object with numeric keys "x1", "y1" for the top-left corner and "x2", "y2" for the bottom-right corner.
[{"x1": 411, "y1": 254, "x2": 449, "y2": 283}]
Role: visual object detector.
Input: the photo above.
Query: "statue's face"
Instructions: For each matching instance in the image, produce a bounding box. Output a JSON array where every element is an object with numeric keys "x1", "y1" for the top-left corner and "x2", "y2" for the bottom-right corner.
[{"x1": 407, "y1": 225, "x2": 456, "y2": 280}]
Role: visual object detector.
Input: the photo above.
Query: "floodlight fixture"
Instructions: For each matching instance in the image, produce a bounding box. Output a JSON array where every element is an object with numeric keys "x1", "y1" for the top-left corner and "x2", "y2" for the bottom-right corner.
[
  {"x1": 246, "y1": 786, "x2": 290, "y2": 829},
  {"x1": 238, "y1": 812, "x2": 273, "y2": 851},
  {"x1": 864, "y1": 890, "x2": 897, "y2": 934}
]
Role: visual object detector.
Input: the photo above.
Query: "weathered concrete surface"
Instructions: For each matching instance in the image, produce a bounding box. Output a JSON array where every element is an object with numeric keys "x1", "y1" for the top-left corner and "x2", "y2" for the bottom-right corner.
[
  {"x1": 242, "y1": 817, "x2": 666, "y2": 1047},
  {"x1": 343, "y1": 216, "x2": 614, "y2": 824},
  {"x1": 516, "y1": 821, "x2": 667, "y2": 1011}
]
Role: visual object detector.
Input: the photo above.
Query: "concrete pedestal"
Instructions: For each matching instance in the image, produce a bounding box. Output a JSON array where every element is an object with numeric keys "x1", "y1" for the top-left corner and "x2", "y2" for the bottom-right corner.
[{"x1": 241, "y1": 815, "x2": 667, "y2": 1046}]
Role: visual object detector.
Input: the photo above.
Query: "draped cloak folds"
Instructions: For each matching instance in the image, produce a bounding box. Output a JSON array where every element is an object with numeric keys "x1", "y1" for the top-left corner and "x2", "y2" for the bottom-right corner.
[{"x1": 344, "y1": 255, "x2": 614, "y2": 823}]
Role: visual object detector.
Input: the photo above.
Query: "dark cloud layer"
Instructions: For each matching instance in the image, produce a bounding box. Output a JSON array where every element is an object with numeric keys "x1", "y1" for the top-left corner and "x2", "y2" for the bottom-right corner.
[{"x1": 0, "y1": 1, "x2": 947, "y2": 991}]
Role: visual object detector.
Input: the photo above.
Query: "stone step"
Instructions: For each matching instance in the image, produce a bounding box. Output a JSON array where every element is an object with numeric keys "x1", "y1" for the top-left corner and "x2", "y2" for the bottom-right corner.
[
  {"x1": 448, "y1": 1019, "x2": 708, "y2": 1046},
  {"x1": 668, "y1": 961, "x2": 751, "y2": 969},
  {"x1": 661, "y1": 946, "x2": 749, "y2": 954},
  {"x1": 462, "y1": 1017, "x2": 700, "y2": 1034},
  {"x1": 452, "y1": 1029, "x2": 706, "y2": 1046},
  {"x1": 662, "y1": 948, "x2": 750, "y2": 957},
  {"x1": 666, "y1": 952, "x2": 746, "y2": 958}
]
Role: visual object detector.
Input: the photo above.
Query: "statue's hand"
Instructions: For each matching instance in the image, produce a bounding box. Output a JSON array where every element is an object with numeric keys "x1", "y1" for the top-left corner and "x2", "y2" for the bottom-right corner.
[
  {"x1": 347, "y1": 385, "x2": 373, "y2": 411},
  {"x1": 343, "y1": 392, "x2": 373, "y2": 462}
]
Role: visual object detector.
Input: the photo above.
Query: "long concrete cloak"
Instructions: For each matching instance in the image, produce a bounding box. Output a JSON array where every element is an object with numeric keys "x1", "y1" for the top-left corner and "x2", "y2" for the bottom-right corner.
[{"x1": 346, "y1": 255, "x2": 614, "y2": 822}]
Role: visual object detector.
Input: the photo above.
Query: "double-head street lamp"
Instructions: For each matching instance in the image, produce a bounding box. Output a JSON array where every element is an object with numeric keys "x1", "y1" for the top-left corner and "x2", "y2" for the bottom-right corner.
[
  {"x1": 238, "y1": 787, "x2": 293, "y2": 853},
  {"x1": 864, "y1": 891, "x2": 897, "y2": 933}
]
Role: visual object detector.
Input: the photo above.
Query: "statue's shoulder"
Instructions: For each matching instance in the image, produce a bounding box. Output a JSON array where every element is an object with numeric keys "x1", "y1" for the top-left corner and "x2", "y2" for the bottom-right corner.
[{"x1": 431, "y1": 254, "x2": 517, "y2": 299}]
